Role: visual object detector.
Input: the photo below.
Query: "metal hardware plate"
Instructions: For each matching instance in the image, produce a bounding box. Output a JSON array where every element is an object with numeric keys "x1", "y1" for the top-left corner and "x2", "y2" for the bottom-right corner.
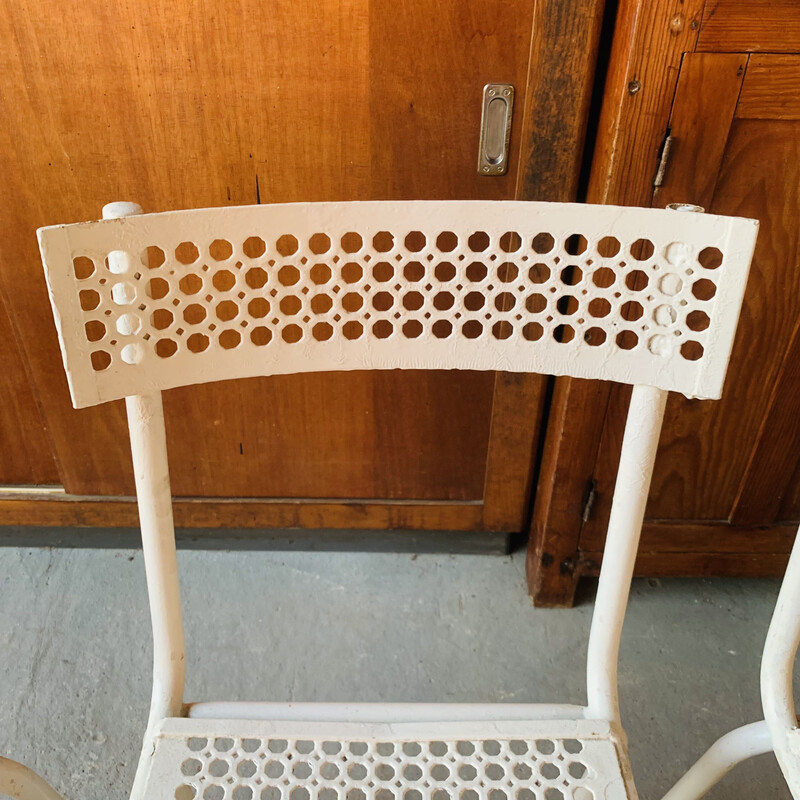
[{"x1": 478, "y1": 84, "x2": 514, "y2": 176}]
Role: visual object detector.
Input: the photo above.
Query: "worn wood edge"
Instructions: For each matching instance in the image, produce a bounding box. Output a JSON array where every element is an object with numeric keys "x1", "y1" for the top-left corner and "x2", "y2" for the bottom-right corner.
[
  {"x1": 0, "y1": 524, "x2": 509, "y2": 554},
  {"x1": 583, "y1": 551, "x2": 791, "y2": 577},
  {"x1": 514, "y1": 0, "x2": 607, "y2": 607},
  {"x1": 0, "y1": 495, "x2": 484, "y2": 531},
  {"x1": 736, "y1": 55, "x2": 800, "y2": 121}
]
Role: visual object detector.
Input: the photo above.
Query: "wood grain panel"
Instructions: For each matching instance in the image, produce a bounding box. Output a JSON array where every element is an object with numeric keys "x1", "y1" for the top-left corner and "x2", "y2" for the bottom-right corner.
[
  {"x1": 737, "y1": 56, "x2": 800, "y2": 121},
  {"x1": 526, "y1": 0, "x2": 703, "y2": 605},
  {"x1": 0, "y1": 298, "x2": 58, "y2": 484},
  {"x1": 0, "y1": 0, "x2": 533, "y2": 504},
  {"x1": 653, "y1": 52, "x2": 747, "y2": 210},
  {"x1": 698, "y1": 0, "x2": 800, "y2": 54},
  {"x1": 0, "y1": 493, "x2": 482, "y2": 530}
]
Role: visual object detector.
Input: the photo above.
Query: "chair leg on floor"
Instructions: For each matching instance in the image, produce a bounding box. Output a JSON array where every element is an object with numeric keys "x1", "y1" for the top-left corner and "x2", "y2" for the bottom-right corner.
[{"x1": 659, "y1": 721, "x2": 773, "y2": 800}]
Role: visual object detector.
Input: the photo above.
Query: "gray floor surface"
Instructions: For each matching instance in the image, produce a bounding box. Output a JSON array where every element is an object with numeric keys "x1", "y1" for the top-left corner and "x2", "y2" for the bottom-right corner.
[{"x1": 0, "y1": 546, "x2": 794, "y2": 799}]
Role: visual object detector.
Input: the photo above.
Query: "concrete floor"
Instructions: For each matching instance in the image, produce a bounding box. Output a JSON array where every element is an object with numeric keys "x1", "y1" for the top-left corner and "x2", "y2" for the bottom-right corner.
[{"x1": 0, "y1": 546, "x2": 794, "y2": 799}]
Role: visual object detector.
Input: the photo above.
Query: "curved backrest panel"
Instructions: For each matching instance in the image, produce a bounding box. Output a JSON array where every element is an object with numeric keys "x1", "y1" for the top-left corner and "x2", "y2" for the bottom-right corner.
[{"x1": 38, "y1": 201, "x2": 758, "y2": 408}]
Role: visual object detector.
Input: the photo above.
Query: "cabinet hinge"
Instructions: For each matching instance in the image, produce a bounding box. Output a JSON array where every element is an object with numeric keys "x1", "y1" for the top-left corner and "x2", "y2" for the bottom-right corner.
[
  {"x1": 653, "y1": 127, "x2": 674, "y2": 188},
  {"x1": 581, "y1": 477, "x2": 597, "y2": 523}
]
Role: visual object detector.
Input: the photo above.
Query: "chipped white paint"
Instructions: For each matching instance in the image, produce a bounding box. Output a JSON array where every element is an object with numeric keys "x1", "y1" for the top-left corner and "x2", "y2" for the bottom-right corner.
[
  {"x1": 37, "y1": 201, "x2": 758, "y2": 408},
  {"x1": 30, "y1": 200, "x2": 759, "y2": 800}
]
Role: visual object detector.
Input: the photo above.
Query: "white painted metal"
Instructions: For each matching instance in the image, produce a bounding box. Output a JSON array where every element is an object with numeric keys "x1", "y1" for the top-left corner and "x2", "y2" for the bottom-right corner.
[
  {"x1": 0, "y1": 758, "x2": 64, "y2": 800},
  {"x1": 37, "y1": 201, "x2": 758, "y2": 408},
  {"x1": 137, "y1": 717, "x2": 634, "y2": 800},
  {"x1": 762, "y1": 525, "x2": 800, "y2": 797},
  {"x1": 660, "y1": 721, "x2": 773, "y2": 800},
  {"x1": 585, "y1": 384, "x2": 668, "y2": 722},
  {"x1": 186, "y1": 702, "x2": 587, "y2": 723},
  {"x1": 33, "y1": 199, "x2": 760, "y2": 800}
]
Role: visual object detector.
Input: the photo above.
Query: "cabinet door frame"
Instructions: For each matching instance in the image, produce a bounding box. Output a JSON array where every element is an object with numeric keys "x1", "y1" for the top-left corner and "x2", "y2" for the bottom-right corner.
[{"x1": 526, "y1": 0, "x2": 800, "y2": 606}]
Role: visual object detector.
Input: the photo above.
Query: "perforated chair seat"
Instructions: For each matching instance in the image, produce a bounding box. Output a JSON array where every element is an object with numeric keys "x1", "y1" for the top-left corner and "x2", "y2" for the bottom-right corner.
[{"x1": 135, "y1": 715, "x2": 634, "y2": 800}]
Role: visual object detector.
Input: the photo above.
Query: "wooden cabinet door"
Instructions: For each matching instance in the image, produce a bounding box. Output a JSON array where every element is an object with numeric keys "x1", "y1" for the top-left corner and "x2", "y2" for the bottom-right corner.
[
  {"x1": 1, "y1": 0, "x2": 603, "y2": 536},
  {"x1": 529, "y1": 43, "x2": 800, "y2": 601}
]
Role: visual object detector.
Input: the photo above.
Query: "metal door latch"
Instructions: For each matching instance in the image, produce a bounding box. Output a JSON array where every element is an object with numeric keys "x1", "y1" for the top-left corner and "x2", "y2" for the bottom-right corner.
[{"x1": 478, "y1": 83, "x2": 514, "y2": 176}]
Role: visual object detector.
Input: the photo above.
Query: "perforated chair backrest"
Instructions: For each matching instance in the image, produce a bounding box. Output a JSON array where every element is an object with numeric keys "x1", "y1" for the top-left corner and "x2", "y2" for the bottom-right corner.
[{"x1": 38, "y1": 201, "x2": 758, "y2": 408}]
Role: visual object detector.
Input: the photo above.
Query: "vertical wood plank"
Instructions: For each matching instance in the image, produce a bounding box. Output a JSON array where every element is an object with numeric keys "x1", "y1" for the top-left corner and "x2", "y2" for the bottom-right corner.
[{"x1": 526, "y1": 0, "x2": 704, "y2": 606}]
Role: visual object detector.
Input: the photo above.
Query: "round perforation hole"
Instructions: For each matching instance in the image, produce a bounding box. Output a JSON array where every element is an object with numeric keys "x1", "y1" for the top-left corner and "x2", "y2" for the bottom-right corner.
[
  {"x1": 554, "y1": 324, "x2": 575, "y2": 343},
  {"x1": 462, "y1": 320, "x2": 483, "y2": 339},
  {"x1": 243, "y1": 236, "x2": 266, "y2": 258},
  {"x1": 432, "y1": 319, "x2": 452, "y2": 338},
  {"x1": 434, "y1": 262, "x2": 456, "y2": 282},
  {"x1": 373, "y1": 262, "x2": 393, "y2": 282},
  {"x1": 279, "y1": 296, "x2": 302, "y2": 316},
  {"x1": 621, "y1": 300, "x2": 643, "y2": 321},
  {"x1": 402, "y1": 291, "x2": 424, "y2": 311},
  {"x1": 311, "y1": 264, "x2": 333, "y2": 284},
  {"x1": 404, "y1": 261, "x2": 425, "y2": 282},
  {"x1": 80, "y1": 289, "x2": 101, "y2": 311},
  {"x1": 373, "y1": 231, "x2": 394, "y2": 253},
  {"x1": 342, "y1": 292, "x2": 363, "y2": 312},
  {"x1": 312, "y1": 322, "x2": 333, "y2": 341},
  {"x1": 584, "y1": 327, "x2": 607, "y2": 346},
  {"x1": 155, "y1": 338, "x2": 178, "y2": 358},
  {"x1": 219, "y1": 329, "x2": 241, "y2": 349},
  {"x1": 466, "y1": 262, "x2": 487, "y2": 282},
  {"x1": 246, "y1": 267, "x2": 268, "y2": 289},
  {"x1": 279, "y1": 265, "x2": 300, "y2": 286},
  {"x1": 588, "y1": 298, "x2": 611, "y2": 317},
  {"x1": 147, "y1": 277, "x2": 169, "y2": 300},
  {"x1": 558, "y1": 296, "x2": 579, "y2": 316},
  {"x1": 341, "y1": 232, "x2": 363, "y2": 253},
  {"x1": 342, "y1": 262, "x2": 363, "y2": 283},
  {"x1": 276, "y1": 235, "x2": 299, "y2": 256},
  {"x1": 630, "y1": 238, "x2": 655, "y2": 261},
  {"x1": 404, "y1": 231, "x2": 426, "y2": 252},
  {"x1": 468, "y1": 232, "x2": 490, "y2": 252},
  {"x1": 73, "y1": 256, "x2": 95, "y2": 279},
  {"x1": 217, "y1": 300, "x2": 239, "y2": 321},
  {"x1": 497, "y1": 263, "x2": 518, "y2": 283},
  {"x1": 187, "y1": 333, "x2": 209, "y2": 353},
  {"x1": 681, "y1": 340, "x2": 704, "y2": 361},
  {"x1": 494, "y1": 292, "x2": 515, "y2": 311},
  {"x1": 625, "y1": 270, "x2": 649, "y2": 291},
  {"x1": 560, "y1": 266, "x2": 582, "y2": 286},
  {"x1": 85, "y1": 320, "x2": 106, "y2": 342},
  {"x1": 526, "y1": 293, "x2": 547, "y2": 313},
  {"x1": 436, "y1": 231, "x2": 458, "y2": 252},
  {"x1": 402, "y1": 320, "x2": 423, "y2": 338},
  {"x1": 248, "y1": 298, "x2": 270, "y2": 318},
  {"x1": 592, "y1": 267, "x2": 615, "y2": 288},
  {"x1": 529, "y1": 263, "x2": 550, "y2": 284},
  {"x1": 698, "y1": 246, "x2": 723, "y2": 269},
  {"x1": 152, "y1": 308, "x2": 174, "y2": 330},
  {"x1": 175, "y1": 242, "x2": 199, "y2": 264},
  {"x1": 136, "y1": 246, "x2": 165, "y2": 272},
  {"x1": 596, "y1": 236, "x2": 621, "y2": 258},
  {"x1": 212, "y1": 269, "x2": 236, "y2": 292},
  {"x1": 309, "y1": 233, "x2": 331, "y2": 254},
  {"x1": 179, "y1": 274, "x2": 203, "y2": 295},
  {"x1": 564, "y1": 234, "x2": 587, "y2": 256},
  {"x1": 492, "y1": 321, "x2": 513, "y2": 340},
  {"x1": 343, "y1": 321, "x2": 363, "y2": 339},
  {"x1": 616, "y1": 330, "x2": 638, "y2": 350},
  {"x1": 372, "y1": 292, "x2": 393, "y2": 312},
  {"x1": 464, "y1": 291, "x2": 485, "y2": 311},
  {"x1": 209, "y1": 239, "x2": 233, "y2": 261},
  {"x1": 91, "y1": 350, "x2": 111, "y2": 371},
  {"x1": 687, "y1": 309, "x2": 710, "y2": 331},
  {"x1": 532, "y1": 232, "x2": 555, "y2": 254},
  {"x1": 692, "y1": 278, "x2": 717, "y2": 300},
  {"x1": 373, "y1": 320, "x2": 393, "y2": 339},
  {"x1": 251, "y1": 326, "x2": 272, "y2": 346}
]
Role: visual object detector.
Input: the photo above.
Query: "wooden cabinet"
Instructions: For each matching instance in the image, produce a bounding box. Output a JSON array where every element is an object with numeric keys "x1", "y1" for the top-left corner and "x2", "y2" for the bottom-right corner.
[
  {"x1": 0, "y1": 0, "x2": 603, "y2": 539},
  {"x1": 528, "y1": 0, "x2": 800, "y2": 604}
]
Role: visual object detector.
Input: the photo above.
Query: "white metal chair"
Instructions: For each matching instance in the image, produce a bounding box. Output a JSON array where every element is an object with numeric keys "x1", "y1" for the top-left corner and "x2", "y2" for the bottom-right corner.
[
  {"x1": 13, "y1": 199, "x2": 758, "y2": 800},
  {"x1": 661, "y1": 523, "x2": 800, "y2": 800}
]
